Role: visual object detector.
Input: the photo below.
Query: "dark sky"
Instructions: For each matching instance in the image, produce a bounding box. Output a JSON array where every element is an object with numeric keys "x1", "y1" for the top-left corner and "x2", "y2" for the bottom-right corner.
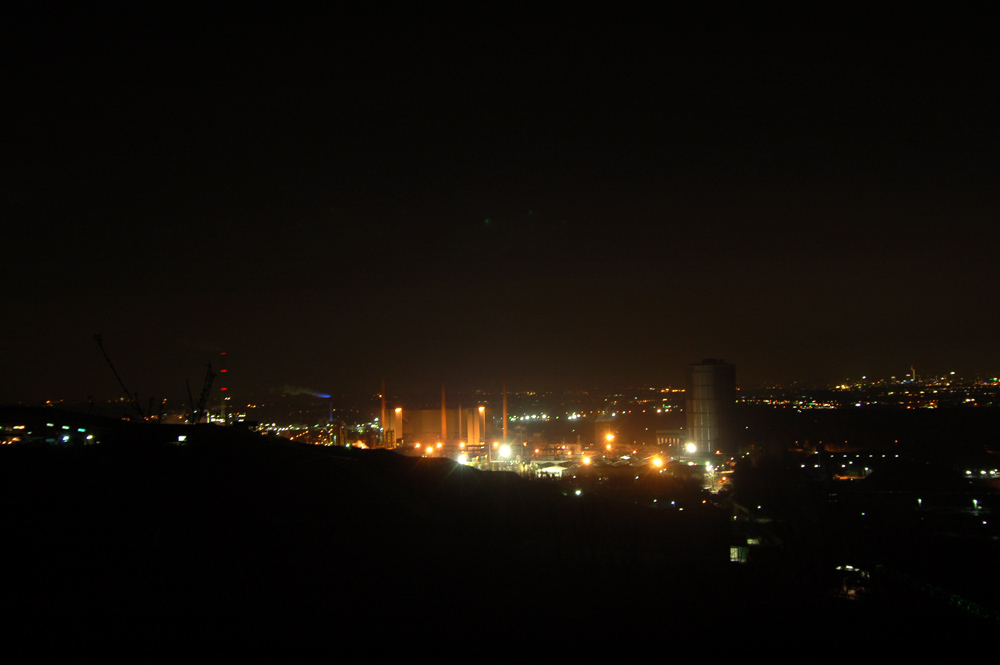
[{"x1": 2, "y1": 4, "x2": 997, "y2": 403}]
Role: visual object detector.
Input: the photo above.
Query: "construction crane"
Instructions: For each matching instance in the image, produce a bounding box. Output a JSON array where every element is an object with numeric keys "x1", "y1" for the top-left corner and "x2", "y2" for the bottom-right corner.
[
  {"x1": 155, "y1": 397, "x2": 168, "y2": 422},
  {"x1": 186, "y1": 364, "x2": 215, "y2": 424},
  {"x1": 94, "y1": 334, "x2": 145, "y2": 419}
]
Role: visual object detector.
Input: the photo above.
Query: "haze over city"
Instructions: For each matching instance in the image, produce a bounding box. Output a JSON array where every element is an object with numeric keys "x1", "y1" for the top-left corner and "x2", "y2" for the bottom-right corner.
[{"x1": 3, "y1": 5, "x2": 996, "y2": 403}]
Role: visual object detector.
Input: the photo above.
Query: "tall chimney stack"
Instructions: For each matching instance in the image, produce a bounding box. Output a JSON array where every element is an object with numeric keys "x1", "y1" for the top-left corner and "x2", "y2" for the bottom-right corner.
[
  {"x1": 502, "y1": 374, "x2": 508, "y2": 443},
  {"x1": 441, "y1": 378, "x2": 447, "y2": 443}
]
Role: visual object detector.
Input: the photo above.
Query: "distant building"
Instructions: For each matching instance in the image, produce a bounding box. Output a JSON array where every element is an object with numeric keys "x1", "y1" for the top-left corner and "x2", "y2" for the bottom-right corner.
[
  {"x1": 655, "y1": 428, "x2": 685, "y2": 449},
  {"x1": 686, "y1": 359, "x2": 736, "y2": 456}
]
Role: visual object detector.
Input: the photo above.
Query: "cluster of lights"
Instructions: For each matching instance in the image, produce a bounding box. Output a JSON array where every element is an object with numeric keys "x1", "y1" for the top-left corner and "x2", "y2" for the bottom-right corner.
[
  {"x1": 742, "y1": 397, "x2": 837, "y2": 409},
  {"x1": 966, "y1": 469, "x2": 1000, "y2": 477},
  {"x1": 2, "y1": 422, "x2": 100, "y2": 446}
]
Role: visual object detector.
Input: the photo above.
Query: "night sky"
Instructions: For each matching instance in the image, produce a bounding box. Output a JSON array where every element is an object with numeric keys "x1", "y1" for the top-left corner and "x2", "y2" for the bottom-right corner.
[{"x1": 3, "y1": 4, "x2": 997, "y2": 403}]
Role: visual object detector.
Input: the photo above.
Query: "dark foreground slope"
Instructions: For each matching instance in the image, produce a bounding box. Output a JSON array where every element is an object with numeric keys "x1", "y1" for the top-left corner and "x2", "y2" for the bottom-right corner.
[{"x1": 1, "y1": 425, "x2": 991, "y2": 657}]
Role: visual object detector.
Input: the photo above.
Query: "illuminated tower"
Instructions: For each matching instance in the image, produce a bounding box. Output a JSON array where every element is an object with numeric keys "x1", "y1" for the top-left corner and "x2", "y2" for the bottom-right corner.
[
  {"x1": 393, "y1": 407, "x2": 403, "y2": 447},
  {"x1": 685, "y1": 359, "x2": 736, "y2": 456}
]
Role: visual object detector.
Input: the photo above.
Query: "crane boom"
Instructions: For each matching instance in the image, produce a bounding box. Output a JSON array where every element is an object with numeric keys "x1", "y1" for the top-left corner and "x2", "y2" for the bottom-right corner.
[
  {"x1": 189, "y1": 364, "x2": 215, "y2": 424},
  {"x1": 94, "y1": 334, "x2": 145, "y2": 418}
]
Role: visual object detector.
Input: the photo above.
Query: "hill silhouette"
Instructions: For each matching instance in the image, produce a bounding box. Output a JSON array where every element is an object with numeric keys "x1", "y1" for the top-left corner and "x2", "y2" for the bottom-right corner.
[{"x1": 1, "y1": 419, "x2": 993, "y2": 656}]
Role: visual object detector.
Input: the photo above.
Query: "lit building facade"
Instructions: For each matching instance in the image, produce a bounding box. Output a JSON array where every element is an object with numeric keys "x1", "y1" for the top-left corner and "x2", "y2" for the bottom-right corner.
[{"x1": 401, "y1": 407, "x2": 495, "y2": 446}]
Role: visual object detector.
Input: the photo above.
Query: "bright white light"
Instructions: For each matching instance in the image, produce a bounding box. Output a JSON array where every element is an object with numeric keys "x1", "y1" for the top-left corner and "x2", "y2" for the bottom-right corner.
[
  {"x1": 685, "y1": 442, "x2": 697, "y2": 454},
  {"x1": 499, "y1": 444, "x2": 511, "y2": 458}
]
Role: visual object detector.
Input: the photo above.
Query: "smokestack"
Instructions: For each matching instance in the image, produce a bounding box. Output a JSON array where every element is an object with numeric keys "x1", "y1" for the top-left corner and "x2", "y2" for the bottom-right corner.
[
  {"x1": 381, "y1": 377, "x2": 386, "y2": 447},
  {"x1": 441, "y1": 378, "x2": 447, "y2": 443},
  {"x1": 503, "y1": 374, "x2": 508, "y2": 443},
  {"x1": 394, "y1": 407, "x2": 403, "y2": 447}
]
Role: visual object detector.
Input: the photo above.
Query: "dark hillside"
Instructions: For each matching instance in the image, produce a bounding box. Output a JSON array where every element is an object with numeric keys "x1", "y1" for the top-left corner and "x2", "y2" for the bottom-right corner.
[{"x1": 1, "y1": 423, "x2": 993, "y2": 656}]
